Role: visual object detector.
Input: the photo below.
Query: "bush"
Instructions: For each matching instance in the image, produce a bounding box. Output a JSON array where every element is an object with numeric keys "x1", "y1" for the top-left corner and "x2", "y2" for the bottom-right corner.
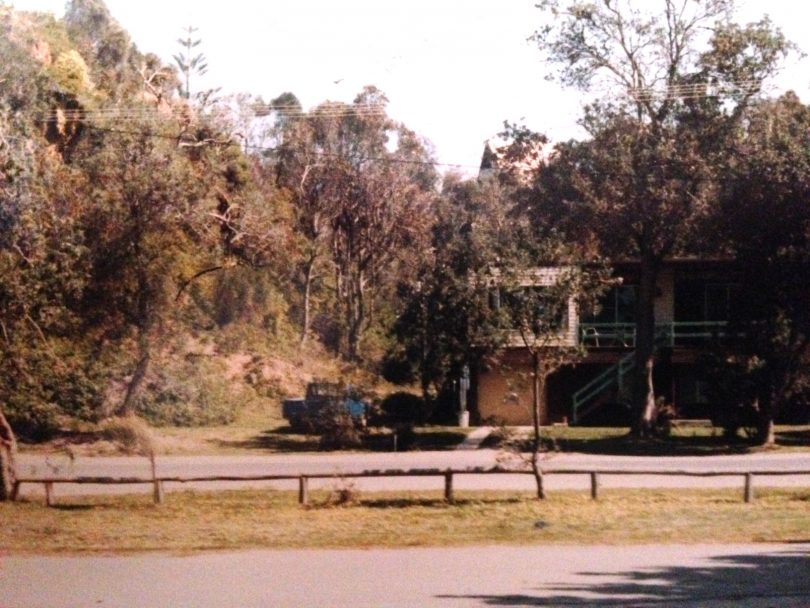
[
  {"x1": 305, "y1": 405, "x2": 365, "y2": 450},
  {"x1": 134, "y1": 360, "x2": 241, "y2": 427},
  {"x1": 98, "y1": 415, "x2": 155, "y2": 455},
  {"x1": 378, "y1": 392, "x2": 426, "y2": 426},
  {"x1": 321, "y1": 478, "x2": 359, "y2": 507},
  {"x1": 4, "y1": 400, "x2": 61, "y2": 441}
]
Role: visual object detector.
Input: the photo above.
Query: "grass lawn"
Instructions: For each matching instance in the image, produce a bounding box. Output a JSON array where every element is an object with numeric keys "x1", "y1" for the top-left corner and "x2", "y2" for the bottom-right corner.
[
  {"x1": 20, "y1": 422, "x2": 473, "y2": 456},
  {"x1": 20, "y1": 419, "x2": 810, "y2": 457},
  {"x1": 484, "y1": 425, "x2": 810, "y2": 456},
  {"x1": 3, "y1": 487, "x2": 809, "y2": 554}
]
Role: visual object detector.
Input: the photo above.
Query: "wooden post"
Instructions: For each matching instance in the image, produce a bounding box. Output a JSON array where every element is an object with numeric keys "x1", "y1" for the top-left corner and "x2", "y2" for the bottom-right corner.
[
  {"x1": 444, "y1": 471, "x2": 454, "y2": 503},
  {"x1": 150, "y1": 452, "x2": 163, "y2": 505},
  {"x1": 153, "y1": 480, "x2": 164, "y2": 504},
  {"x1": 11, "y1": 480, "x2": 20, "y2": 502},
  {"x1": 298, "y1": 476, "x2": 309, "y2": 506},
  {"x1": 45, "y1": 481, "x2": 54, "y2": 507},
  {"x1": 744, "y1": 473, "x2": 754, "y2": 503},
  {"x1": 590, "y1": 472, "x2": 600, "y2": 500}
]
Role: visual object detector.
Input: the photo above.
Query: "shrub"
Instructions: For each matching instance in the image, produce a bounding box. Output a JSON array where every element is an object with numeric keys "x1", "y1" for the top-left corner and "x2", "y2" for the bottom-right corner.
[
  {"x1": 98, "y1": 415, "x2": 154, "y2": 455},
  {"x1": 321, "y1": 478, "x2": 359, "y2": 507},
  {"x1": 307, "y1": 405, "x2": 365, "y2": 450},
  {"x1": 378, "y1": 391, "x2": 426, "y2": 426},
  {"x1": 134, "y1": 360, "x2": 241, "y2": 427},
  {"x1": 4, "y1": 400, "x2": 61, "y2": 441}
]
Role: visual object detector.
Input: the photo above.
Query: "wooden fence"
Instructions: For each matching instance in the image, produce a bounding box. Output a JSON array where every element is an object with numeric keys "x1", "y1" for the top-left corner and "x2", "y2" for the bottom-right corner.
[{"x1": 13, "y1": 466, "x2": 810, "y2": 507}]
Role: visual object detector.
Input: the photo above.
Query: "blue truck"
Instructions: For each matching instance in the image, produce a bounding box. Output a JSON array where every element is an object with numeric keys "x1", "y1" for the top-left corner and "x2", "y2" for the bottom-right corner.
[{"x1": 282, "y1": 381, "x2": 368, "y2": 429}]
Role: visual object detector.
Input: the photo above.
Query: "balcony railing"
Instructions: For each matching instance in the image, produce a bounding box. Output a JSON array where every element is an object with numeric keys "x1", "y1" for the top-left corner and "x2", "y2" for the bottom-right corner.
[{"x1": 578, "y1": 321, "x2": 728, "y2": 348}]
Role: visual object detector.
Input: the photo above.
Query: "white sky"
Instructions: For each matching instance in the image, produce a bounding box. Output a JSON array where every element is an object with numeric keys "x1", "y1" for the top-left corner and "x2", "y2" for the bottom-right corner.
[{"x1": 10, "y1": 0, "x2": 810, "y2": 175}]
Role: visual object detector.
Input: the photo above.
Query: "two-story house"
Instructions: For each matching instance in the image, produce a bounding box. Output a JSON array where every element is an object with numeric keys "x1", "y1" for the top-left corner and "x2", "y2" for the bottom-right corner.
[{"x1": 474, "y1": 258, "x2": 737, "y2": 426}]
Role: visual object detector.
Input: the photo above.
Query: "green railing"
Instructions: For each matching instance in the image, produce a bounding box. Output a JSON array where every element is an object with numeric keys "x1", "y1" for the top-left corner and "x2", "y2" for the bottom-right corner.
[
  {"x1": 578, "y1": 321, "x2": 728, "y2": 348},
  {"x1": 571, "y1": 351, "x2": 635, "y2": 424},
  {"x1": 571, "y1": 321, "x2": 728, "y2": 423}
]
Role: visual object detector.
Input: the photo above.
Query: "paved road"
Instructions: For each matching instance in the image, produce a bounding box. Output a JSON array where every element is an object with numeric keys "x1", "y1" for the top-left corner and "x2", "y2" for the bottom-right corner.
[
  {"x1": 16, "y1": 450, "x2": 810, "y2": 497},
  {"x1": 4, "y1": 543, "x2": 809, "y2": 607}
]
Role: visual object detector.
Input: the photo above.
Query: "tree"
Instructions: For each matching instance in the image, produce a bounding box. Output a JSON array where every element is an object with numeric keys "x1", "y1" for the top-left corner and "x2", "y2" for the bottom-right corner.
[
  {"x1": 387, "y1": 176, "x2": 515, "y2": 415},
  {"x1": 173, "y1": 25, "x2": 219, "y2": 105},
  {"x1": 713, "y1": 93, "x2": 810, "y2": 444},
  {"x1": 272, "y1": 87, "x2": 436, "y2": 360},
  {"x1": 64, "y1": 0, "x2": 142, "y2": 100},
  {"x1": 0, "y1": 409, "x2": 16, "y2": 501},
  {"x1": 499, "y1": 257, "x2": 607, "y2": 498},
  {"x1": 0, "y1": 112, "x2": 21, "y2": 500},
  {"x1": 75, "y1": 117, "x2": 209, "y2": 415},
  {"x1": 530, "y1": 0, "x2": 791, "y2": 436}
]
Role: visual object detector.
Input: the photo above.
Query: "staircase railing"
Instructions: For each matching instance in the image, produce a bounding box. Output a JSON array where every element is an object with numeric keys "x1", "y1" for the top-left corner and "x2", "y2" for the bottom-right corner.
[
  {"x1": 571, "y1": 322, "x2": 727, "y2": 424},
  {"x1": 571, "y1": 351, "x2": 635, "y2": 424}
]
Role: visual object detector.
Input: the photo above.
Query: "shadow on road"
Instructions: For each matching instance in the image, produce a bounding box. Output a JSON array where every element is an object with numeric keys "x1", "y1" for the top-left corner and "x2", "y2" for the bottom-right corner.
[
  {"x1": 211, "y1": 427, "x2": 467, "y2": 453},
  {"x1": 438, "y1": 548, "x2": 810, "y2": 606}
]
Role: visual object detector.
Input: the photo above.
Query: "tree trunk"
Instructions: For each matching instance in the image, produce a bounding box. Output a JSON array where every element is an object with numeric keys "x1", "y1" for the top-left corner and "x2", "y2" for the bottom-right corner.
[
  {"x1": 631, "y1": 254, "x2": 659, "y2": 437},
  {"x1": 754, "y1": 388, "x2": 776, "y2": 447},
  {"x1": 345, "y1": 272, "x2": 365, "y2": 361},
  {"x1": 300, "y1": 256, "x2": 316, "y2": 345},
  {"x1": 0, "y1": 410, "x2": 17, "y2": 501},
  {"x1": 530, "y1": 351, "x2": 546, "y2": 500},
  {"x1": 119, "y1": 331, "x2": 151, "y2": 416}
]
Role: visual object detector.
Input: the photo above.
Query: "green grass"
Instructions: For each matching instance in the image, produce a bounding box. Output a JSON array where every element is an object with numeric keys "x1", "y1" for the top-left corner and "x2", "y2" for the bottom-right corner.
[
  {"x1": 3, "y1": 487, "x2": 809, "y2": 554},
  {"x1": 484, "y1": 425, "x2": 810, "y2": 456}
]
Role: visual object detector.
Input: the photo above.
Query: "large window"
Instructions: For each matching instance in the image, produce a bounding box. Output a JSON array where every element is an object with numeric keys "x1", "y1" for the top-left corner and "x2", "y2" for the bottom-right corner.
[
  {"x1": 675, "y1": 281, "x2": 740, "y2": 322},
  {"x1": 585, "y1": 285, "x2": 637, "y2": 324}
]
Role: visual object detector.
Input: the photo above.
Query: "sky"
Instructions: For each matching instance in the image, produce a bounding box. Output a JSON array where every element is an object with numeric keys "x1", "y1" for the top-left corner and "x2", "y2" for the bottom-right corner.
[{"x1": 9, "y1": 0, "x2": 810, "y2": 175}]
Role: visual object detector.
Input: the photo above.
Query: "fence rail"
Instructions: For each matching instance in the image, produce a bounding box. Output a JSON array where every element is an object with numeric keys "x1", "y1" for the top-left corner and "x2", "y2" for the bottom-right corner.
[{"x1": 13, "y1": 466, "x2": 810, "y2": 507}]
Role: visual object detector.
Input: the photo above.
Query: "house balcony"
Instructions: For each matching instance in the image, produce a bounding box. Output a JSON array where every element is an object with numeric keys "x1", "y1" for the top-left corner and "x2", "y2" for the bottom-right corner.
[{"x1": 578, "y1": 321, "x2": 729, "y2": 349}]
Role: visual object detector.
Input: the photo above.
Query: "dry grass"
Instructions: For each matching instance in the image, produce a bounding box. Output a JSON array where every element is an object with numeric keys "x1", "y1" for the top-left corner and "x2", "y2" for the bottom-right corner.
[{"x1": 3, "y1": 487, "x2": 809, "y2": 555}]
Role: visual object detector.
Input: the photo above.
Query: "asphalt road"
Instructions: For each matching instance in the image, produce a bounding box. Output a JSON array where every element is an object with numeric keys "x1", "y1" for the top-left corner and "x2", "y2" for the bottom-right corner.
[
  {"x1": 4, "y1": 543, "x2": 810, "y2": 607},
  {"x1": 15, "y1": 450, "x2": 810, "y2": 498}
]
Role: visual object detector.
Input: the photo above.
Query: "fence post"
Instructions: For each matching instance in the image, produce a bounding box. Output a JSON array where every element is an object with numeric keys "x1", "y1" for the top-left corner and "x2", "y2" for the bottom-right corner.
[
  {"x1": 45, "y1": 481, "x2": 54, "y2": 507},
  {"x1": 150, "y1": 452, "x2": 164, "y2": 505},
  {"x1": 153, "y1": 480, "x2": 164, "y2": 504},
  {"x1": 590, "y1": 472, "x2": 600, "y2": 500},
  {"x1": 299, "y1": 475, "x2": 309, "y2": 506},
  {"x1": 744, "y1": 473, "x2": 754, "y2": 503},
  {"x1": 444, "y1": 471, "x2": 454, "y2": 503}
]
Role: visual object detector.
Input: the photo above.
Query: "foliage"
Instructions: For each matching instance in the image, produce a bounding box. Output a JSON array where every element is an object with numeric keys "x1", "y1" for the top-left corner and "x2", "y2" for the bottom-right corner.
[
  {"x1": 377, "y1": 391, "x2": 427, "y2": 426},
  {"x1": 529, "y1": 0, "x2": 792, "y2": 436},
  {"x1": 173, "y1": 25, "x2": 209, "y2": 101},
  {"x1": 304, "y1": 404, "x2": 365, "y2": 450},
  {"x1": 270, "y1": 86, "x2": 436, "y2": 360},
  {"x1": 386, "y1": 176, "x2": 514, "y2": 414},
  {"x1": 132, "y1": 358, "x2": 242, "y2": 427},
  {"x1": 709, "y1": 93, "x2": 810, "y2": 443},
  {"x1": 98, "y1": 415, "x2": 155, "y2": 455},
  {"x1": 50, "y1": 49, "x2": 93, "y2": 95}
]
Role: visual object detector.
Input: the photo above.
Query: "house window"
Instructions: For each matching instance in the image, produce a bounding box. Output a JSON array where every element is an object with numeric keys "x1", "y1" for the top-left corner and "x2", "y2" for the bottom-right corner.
[
  {"x1": 675, "y1": 280, "x2": 740, "y2": 322},
  {"x1": 705, "y1": 284, "x2": 740, "y2": 322},
  {"x1": 586, "y1": 285, "x2": 637, "y2": 324}
]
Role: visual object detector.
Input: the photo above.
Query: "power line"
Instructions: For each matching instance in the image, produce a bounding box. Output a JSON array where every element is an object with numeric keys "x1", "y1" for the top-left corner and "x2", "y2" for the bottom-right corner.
[
  {"x1": 79, "y1": 123, "x2": 481, "y2": 170},
  {"x1": 34, "y1": 77, "x2": 778, "y2": 125}
]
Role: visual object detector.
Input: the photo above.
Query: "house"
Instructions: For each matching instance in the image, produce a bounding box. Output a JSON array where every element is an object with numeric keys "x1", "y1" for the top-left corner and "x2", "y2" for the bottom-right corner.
[
  {"x1": 472, "y1": 141, "x2": 741, "y2": 426},
  {"x1": 473, "y1": 258, "x2": 737, "y2": 426}
]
